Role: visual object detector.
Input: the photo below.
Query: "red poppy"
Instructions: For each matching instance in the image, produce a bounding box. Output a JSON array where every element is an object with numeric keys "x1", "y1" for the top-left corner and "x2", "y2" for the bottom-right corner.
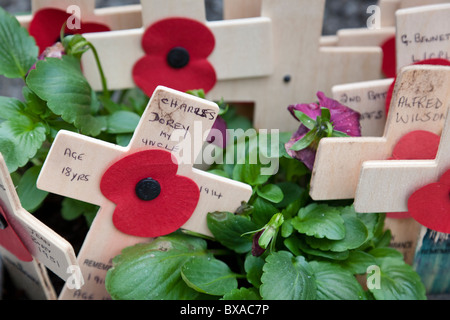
[
  {"x1": 132, "y1": 17, "x2": 216, "y2": 97},
  {"x1": 408, "y1": 169, "x2": 450, "y2": 233},
  {"x1": 381, "y1": 36, "x2": 396, "y2": 78},
  {"x1": 100, "y1": 149, "x2": 200, "y2": 238},
  {"x1": 386, "y1": 130, "x2": 440, "y2": 219},
  {"x1": 0, "y1": 207, "x2": 33, "y2": 262},
  {"x1": 28, "y1": 8, "x2": 110, "y2": 53}
]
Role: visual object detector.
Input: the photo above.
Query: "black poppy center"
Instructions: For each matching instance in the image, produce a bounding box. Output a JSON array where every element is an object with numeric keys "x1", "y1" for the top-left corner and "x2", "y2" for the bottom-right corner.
[
  {"x1": 167, "y1": 47, "x2": 190, "y2": 69},
  {"x1": 135, "y1": 178, "x2": 161, "y2": 201},
  {"x1": 0, "y1": 214, "x2": 8, "y2": 230}
]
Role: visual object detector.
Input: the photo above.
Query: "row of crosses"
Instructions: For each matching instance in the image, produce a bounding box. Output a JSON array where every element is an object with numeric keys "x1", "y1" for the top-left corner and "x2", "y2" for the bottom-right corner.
[{"x1": 1, "y1": 0, "x2": 449, "y2": 299}]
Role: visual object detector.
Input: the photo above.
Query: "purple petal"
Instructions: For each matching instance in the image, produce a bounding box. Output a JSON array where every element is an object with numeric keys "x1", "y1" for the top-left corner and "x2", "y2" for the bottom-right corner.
[
  {"x1": 285, "y1": 135, "x2": 317, "y2": 171},
  {"x1": 207, "y1": 116, "x2": 228, "y2": 148},
  {"x1": 252, "y1": 230, "x2": 266, "y2": 257},
  {"x1": 288, "y1": 102, "x2": 322, "y2": 122},
  {"x1": 316, "y1": 91, "x2": 361, "y2": 137}
]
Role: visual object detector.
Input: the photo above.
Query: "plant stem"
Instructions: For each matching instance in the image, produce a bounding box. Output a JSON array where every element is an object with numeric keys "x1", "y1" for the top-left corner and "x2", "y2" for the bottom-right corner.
[{"x1": 86, "y1": 42, "x2": 110, "y2": 100}]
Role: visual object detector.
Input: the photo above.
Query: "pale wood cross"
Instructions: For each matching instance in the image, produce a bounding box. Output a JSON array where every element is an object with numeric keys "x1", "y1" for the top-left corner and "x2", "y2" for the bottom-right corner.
[
  {"x1": 350, "y1": 2, "x2": 450, "y2": 212},
  {"x1": 332, "y1": 78, "x2": 393, "y2": 137},
  {"x1": 334, "y1": 0, "x2": 450, "y2": 47},
  {"x1": 79, "y1": 0, "x2": 382, "y2": 131},
  {"x1": 37, "y1": 86, "x2": 253, "y2": 300},
  {"x1": 355, "y1": 105, "x2": 450, "y2": 212},
  {"x1": 311, "y1": 2, "x2": 450, "y2": 200},
  {"x1": 17, "y1": 0, "x2": 142, "y2": 31},
  {"x1": 309, "y1": 65, "x2": 450, "y2": 201},
  {"x1": 327, "y1": 3, "x2": 450, "y2": 267},
  {"x1": 378, "y1": 0, "x2": 450, "y2": 28},
  {"x1": 0, "y1": 153, "x2": 80, "y2": 300}
]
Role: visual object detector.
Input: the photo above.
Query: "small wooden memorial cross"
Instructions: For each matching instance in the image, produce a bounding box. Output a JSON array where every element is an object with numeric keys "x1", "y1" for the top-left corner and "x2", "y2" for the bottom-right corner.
[
  {"x1": 37, "y1": 86, "x2": 253, "y2": 300},
  {"x1": 395, "y1": 3, "x2": 450, "y2": 72},
  {"x1": 17, "y1": 0, "x2": 142, "y2": 31},
  {"x1": 354, "y1": 83, "x2": 450, "y2": 213},
  {"x1": 0, "y1": 153, "x2": 80, "y2": 299},
  {"x1": 331, "y1": 79, "x2": 393, "y2": 137},
  {"x1": 80, "y1": 0, "x2": 382, "y2": 131},
  {"x1": 309, "y1": 65, "x2": 450, "y2": 201}
]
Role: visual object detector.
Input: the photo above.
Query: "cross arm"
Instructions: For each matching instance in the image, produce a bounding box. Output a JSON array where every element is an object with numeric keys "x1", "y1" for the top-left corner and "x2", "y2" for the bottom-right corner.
[
  {"x1": 37, "y1": 130, "x2": 125, "y2": 206},
  {"x1": 182, "y1": 168, "x2": 253, "y2": 236}
]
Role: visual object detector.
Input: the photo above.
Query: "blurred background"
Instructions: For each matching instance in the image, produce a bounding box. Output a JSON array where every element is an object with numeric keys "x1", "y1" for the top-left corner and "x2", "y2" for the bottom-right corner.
[{"x1": 0, "y1": 0, "x2": 378, "y2": 98}]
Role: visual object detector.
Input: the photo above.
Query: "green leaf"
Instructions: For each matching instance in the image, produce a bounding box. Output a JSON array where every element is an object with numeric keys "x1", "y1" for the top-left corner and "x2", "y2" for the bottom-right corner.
[
  {"x1": 0, "y1": 7, "x2": 38, "y2": 79},
  {"x1": 310, "y1": 261, "x2": 366, "y2": 300},
  {"x1": 293, "y1": 110, "x2": 316, "y2": 130},
  {"x1": 5, "y1": 114, "x2": 47, "y2": 158},
  {"x1": 260, "y1": 251, "x2": 316, "y2": 300},
  {"x1": 232, "y1": 163, "x2": 270, "y2": 186},
  {"x1": 207, "y1": 211, "x2": 258, "y2": 253},
  {"x1": 0, "y1": 96, "x2": 25, "y2": 120},
  {"x1": 285, "y1": 235, "x2": 350, "y2": 260},
  {"x1": 106, "y1": 111, "x2": 140, "y2": 134},
  {"x1": 26, "y1": 55, "x2": 105, "y2": 136},
  {"x1": 320, "y1": 107, "x2": 331, "y2": 122},
  {"x1": 289, "y1": 128, "x2": 316, "y2": 151},
  {"x1": 305, "y1": 214, "x2": 368, "y2": 252},
  {"x1": 105, "y1": 234, "x2": 207, "y2": 300},
  {"x1": 61, "y1": 197, "x2": 99, "y2": 226},
  {"x1": 368, "y1": 247, "x2": 404, "y2": 262},
  {"x1": 256, "y1": 184, "x2": 284, "y2": 203},
  {"x1": 369, "y1": 258, "x2": 426, "y2": 300},
  {"x1": 251, "y1": 197, "x2": 279, "y2": 227},
  {"x1": 332, "y1": 130, "x2": 350, "y2": 137},
  {"x1": 16, "y1": 166, "x2": 48, "y2": 212},
  {"x1": 339, "y1": 250, "x2": 377, "y2": 274},
  {"x1": 22, "y1": 87, "x2": 52, "y2": 118},
  {"x1": 274, "y1": 182, "x2": 306, "y2": 209},
  {"x1": 181, "y1": 256, "x2": 238, "y2": 296},
  {"x1": 0, "y1": 114, "x2": 47, "y2": 172},
  {"x1": 222, "y1": 287, "x2": 261, "y2": 300},
  {"x1": 244, "y1": 254, "x2": 265, "y2": 288},
  {"x1": 0, "y1": 127, "x2": 23, "y2": 172},
  {"x1": 292, "y1": 203, "x2": 345, "y2": 240}
]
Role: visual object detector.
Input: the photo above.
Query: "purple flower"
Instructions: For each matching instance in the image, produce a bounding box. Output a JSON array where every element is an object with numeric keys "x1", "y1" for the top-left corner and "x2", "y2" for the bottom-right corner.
[
  {"x1": 252, "y1": 230, "x2": 266, "y2": 257},
  {"x1": 207, "y1": 115, "x2": 228, "y2": 148},
  {"x1": 285, "y1": 91, "x2": 361, "y2": 170}
]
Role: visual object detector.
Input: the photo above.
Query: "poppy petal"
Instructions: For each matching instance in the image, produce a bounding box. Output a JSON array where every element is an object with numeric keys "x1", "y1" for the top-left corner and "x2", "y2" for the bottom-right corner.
[
  {"x1": 142, "y1": 18, "x2": 215, "y2": 58},
  {"x1": 133, "y1": 17, "x2": 216, "y2": 96},
  {"x1": 387, "y1": 130, "x2": 440, "y2": 219},
  {"x1": 0, "y1": 207, "x2": 33, "y2": 262},
  {"x1": 100, "y1": 150, "x2": 200, "y2": 238},
  {"x1": 133, "y1": 55, "x2": 216, "y2": 96},
  {"x1": 29, "y1": 8, "x2": 110, "y2": 53},
  {"x1": 381, "y1": 36, "x2": 396, "y2": 78},
  {"x1": 408, "y1": 170, "x2": 450, "y2": 233}
]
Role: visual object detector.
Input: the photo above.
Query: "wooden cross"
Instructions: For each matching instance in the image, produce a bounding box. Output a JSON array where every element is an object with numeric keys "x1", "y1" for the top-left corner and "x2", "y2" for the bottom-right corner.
[
  {"x1": 80, "y1": 0, "x2": 382, "y2": 131},
  {"x1": 395, "y1": 3, "x2": 450, "y2": 72},
  {"x1": 355, "y1": 105, "x2": 450, "y2": 212},
  {"x1": 311, "y1": 2, "x2": 450, "y2": 200},
  {"x1": 331, "y1": 78, "x2": 393, "y2": 137},
  {"x1": 378, "y1": 0, "x2": 450, "y2": 28},
  {"x1": 309, "y1": 64, "x2": 450, "y2": 201},
  {"x1": 17, "y1": 0, "x2": 142, "y2": 31},
  {"x1": 349, "y1": 3, "x2": 450, "y2": 212},
  {"x1": 0, "y1": 153, "x2": 80, "y2": 299},
  {"x1": 37, "y1": 86, "x2": 253, "y2": 300}
]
